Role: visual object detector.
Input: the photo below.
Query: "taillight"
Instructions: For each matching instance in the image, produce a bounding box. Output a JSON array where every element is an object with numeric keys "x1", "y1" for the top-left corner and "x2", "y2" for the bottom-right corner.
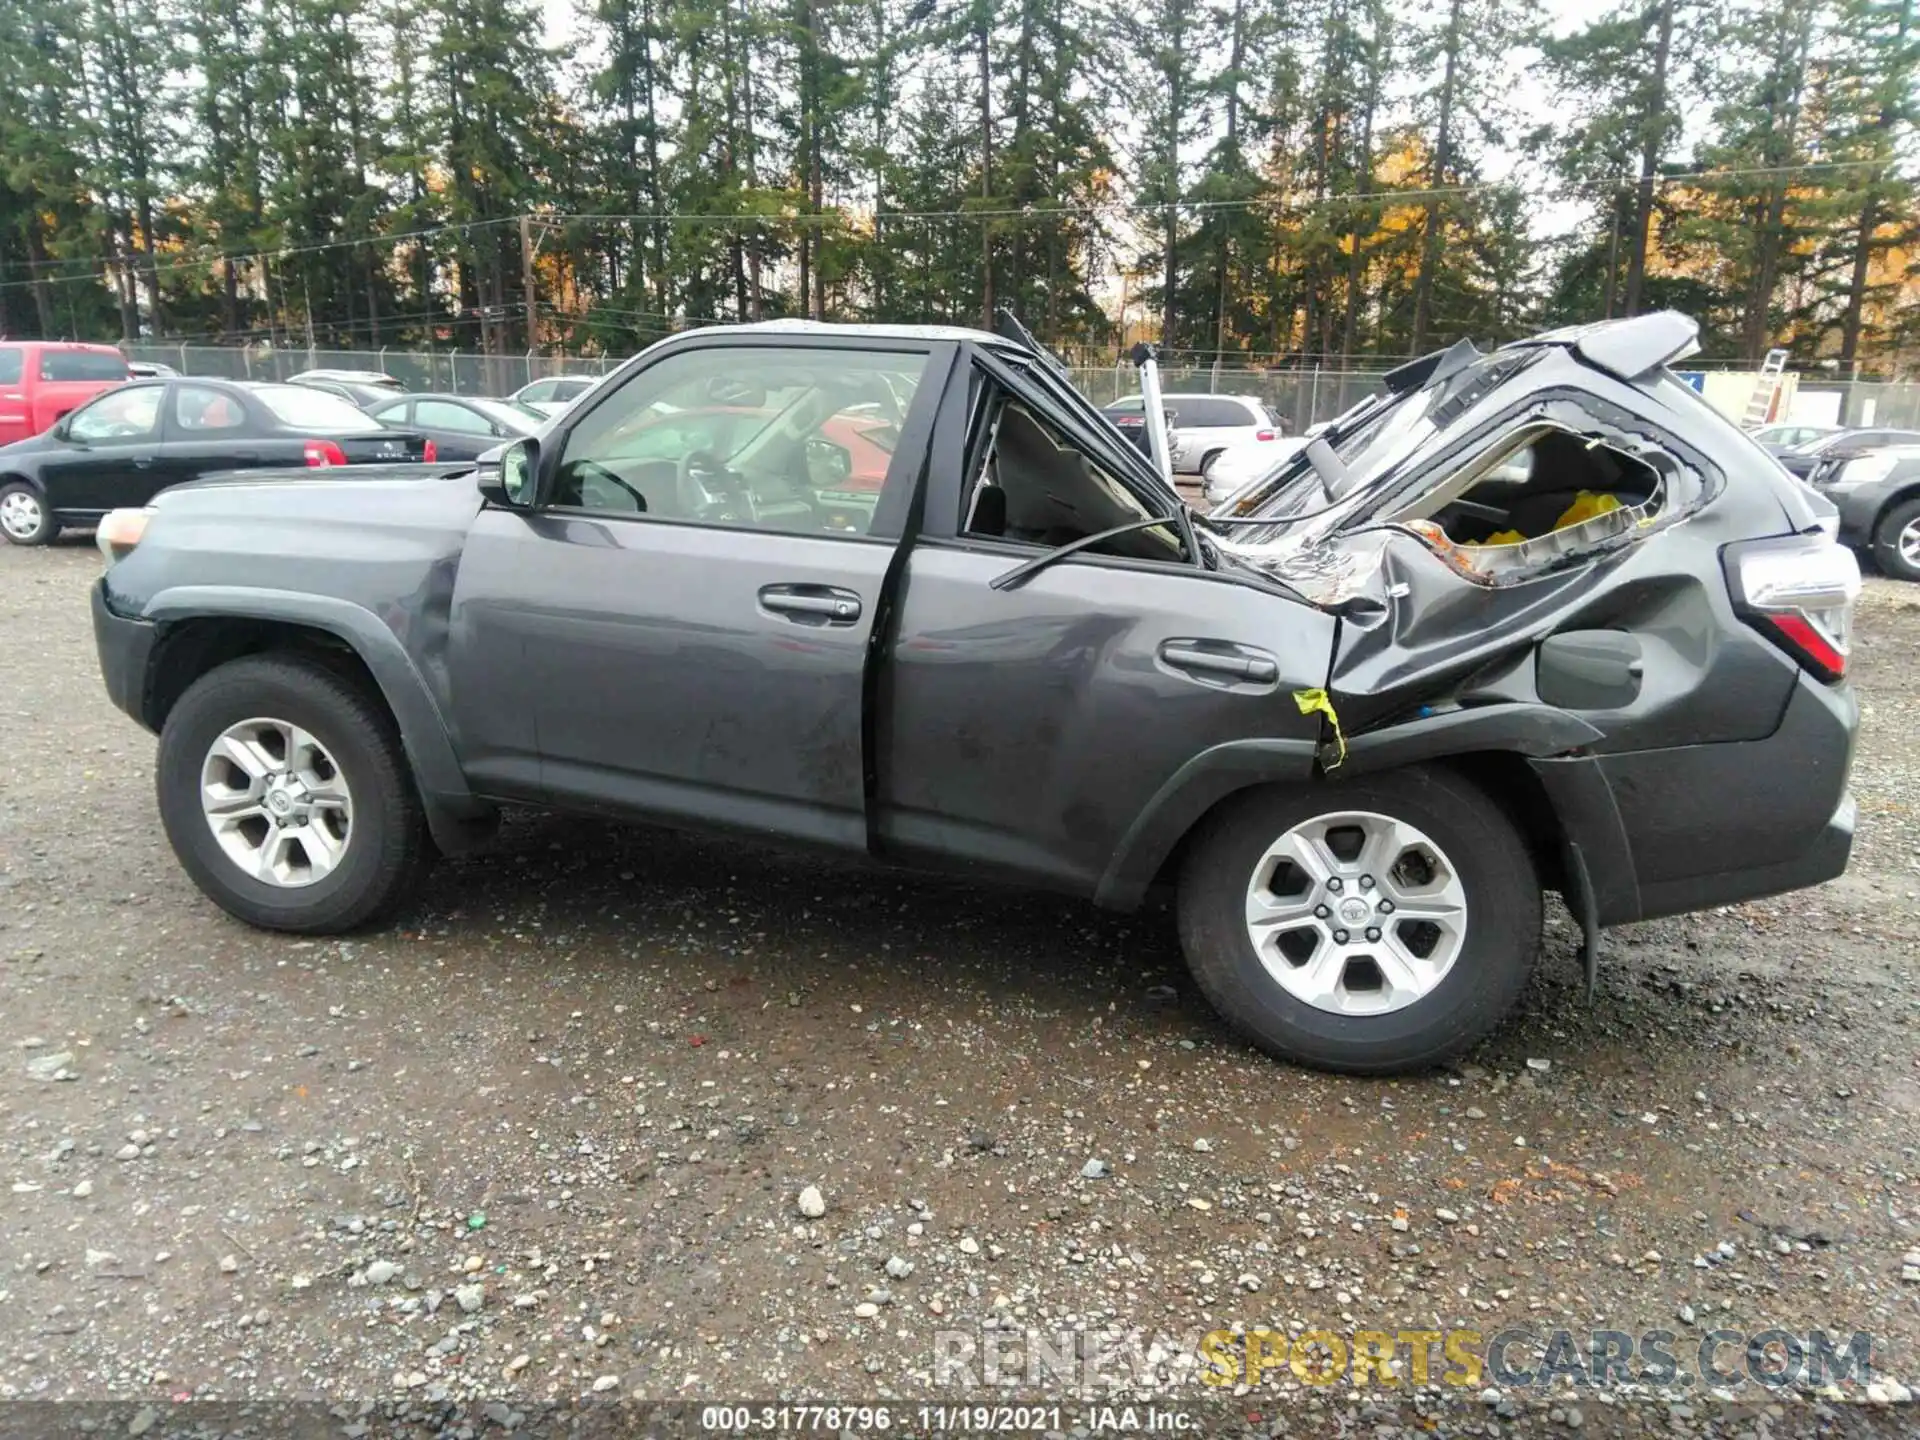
[
  {"x1": 1724, "y1": 535, "x2": 1861, "y2": 682},
  {"x1": 1255, "y1": 429, "x2": 1278, "y2": 442},
  {"x1": 303, "y1": 439, "x2": 347, "y2": 468},
  {"x1": 422, "y1": 438, "x2": 438, "y2": 463}
]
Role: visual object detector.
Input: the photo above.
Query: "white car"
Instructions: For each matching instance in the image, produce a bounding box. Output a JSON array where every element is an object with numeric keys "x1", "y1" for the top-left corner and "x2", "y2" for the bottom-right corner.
[
  {"x1": 1103, "y1": 392, "x2": 1287, "y2": 478},
  {"x1": 1201, "y1": 434, "x2": 1312, "y2": 506},
  {"x1": 510, "y1": 374, "x2": 604, "y2": 418}
]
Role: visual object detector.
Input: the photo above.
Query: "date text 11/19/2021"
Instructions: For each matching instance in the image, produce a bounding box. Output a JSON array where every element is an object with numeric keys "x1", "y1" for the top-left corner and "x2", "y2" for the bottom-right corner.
[{"x1": 699, "y1": 1405, "x2": 1193, "y2": 1432}]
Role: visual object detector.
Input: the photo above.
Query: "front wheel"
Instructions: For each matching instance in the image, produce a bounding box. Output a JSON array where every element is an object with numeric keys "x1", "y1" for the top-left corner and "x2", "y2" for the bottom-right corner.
[
  {"x1": 1871, "y1": 497, "x2": 1920, "y2": 582},
  {"x1": 1177, "y1": 767, "x2": 1541, "y2": 1074},
  {"x1": 156, "y1": 654, "x2": 433, "y2": 932},
  {"x1": 0, "y1": 482, "x2": 54, "y2": 545}
]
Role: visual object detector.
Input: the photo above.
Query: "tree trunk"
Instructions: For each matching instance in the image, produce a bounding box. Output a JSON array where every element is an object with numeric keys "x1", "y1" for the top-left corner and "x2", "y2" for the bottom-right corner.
[
  {"x1": 1161, "y1": 0, "x2": 1184, "y2": 347},
  {"x1": 26, "y1": 222, "x2": 58, "y2": 337},
  {"x1": 1623, "y1": 0, "x2": 1674, "y2": 316},
  {"x1": 1840, "y1": 0, "x2": 1912, "y2": 370},
  {"x1": 1742, "y1": 2, "x2": 1811, "y2": 364},
  {"x1": 1410, "y1": 0, "x2": 1461, "y2": 354},
  {"x1": 1213, "y1": 0, "x2": 1246, "y2": 360},
  {"x1": 977, "y1": 13, "x2": 994, "y2": 327}
]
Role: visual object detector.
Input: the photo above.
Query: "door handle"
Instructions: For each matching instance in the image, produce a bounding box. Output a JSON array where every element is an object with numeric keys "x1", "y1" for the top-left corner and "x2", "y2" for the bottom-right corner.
[
  {"x1": 759, "y1": 584, "x2": 862, "y2": 625},
  {"x1": 1159, "y1": 640, "x2": 1279, "y2": 685}
]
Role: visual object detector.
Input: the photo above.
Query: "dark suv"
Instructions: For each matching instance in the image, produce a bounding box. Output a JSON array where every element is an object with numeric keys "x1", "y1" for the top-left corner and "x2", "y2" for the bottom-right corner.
[{"x1": 90, "y1": 313, "x2": 1860, "y2": 1073}]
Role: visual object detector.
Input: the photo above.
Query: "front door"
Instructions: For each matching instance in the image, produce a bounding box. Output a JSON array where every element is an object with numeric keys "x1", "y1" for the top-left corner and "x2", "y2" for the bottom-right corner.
[
  {"x1": 445, "y1": 336, "x2": 948, "y2": 851},
  {"x1": 36, "y1": 383, "x2": 167, "y2": 515}
]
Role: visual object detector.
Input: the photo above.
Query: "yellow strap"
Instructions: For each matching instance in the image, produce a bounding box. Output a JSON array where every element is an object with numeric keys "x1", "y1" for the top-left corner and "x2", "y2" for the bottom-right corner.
[{"x1": 1294, "y1": 687, "x2": 1348, "y2": 770}]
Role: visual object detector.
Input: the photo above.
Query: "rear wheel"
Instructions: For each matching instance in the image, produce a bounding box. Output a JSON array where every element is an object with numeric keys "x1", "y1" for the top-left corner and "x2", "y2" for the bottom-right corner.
[
  {"x1": 0, "y1": 482, "x2": 53, "y2": 546},
  {"x1": 1177, "y1": 766, "x2": 1540, "y2": 1073},
  {"x1": 156, "y1": 654, "x2": 432, "y2": 932},
  {"x1": 1872, "y1": 497, "x2": 1920, "y2": 582}
]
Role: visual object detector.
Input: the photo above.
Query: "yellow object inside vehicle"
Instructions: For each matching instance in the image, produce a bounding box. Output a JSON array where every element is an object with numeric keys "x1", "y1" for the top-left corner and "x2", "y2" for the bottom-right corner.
[{"x1": 1477, "y1": 490, "x2": 1623, "y2": 547}]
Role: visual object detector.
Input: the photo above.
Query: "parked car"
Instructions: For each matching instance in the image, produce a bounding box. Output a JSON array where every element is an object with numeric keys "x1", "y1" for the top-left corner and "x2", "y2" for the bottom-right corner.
[
  {"x1": 288, "y1": 369, "x2": 408, "y2": 411},
  {"x1": 1803, "y1": 441, "x2": 1920, "y2": 581},
  {"x1": 1750, "y1": 421, "x2": 1840, "y2": 454},
  {"x1": 1776, "y1": 425, "x2": 1920, "y2": 479},
  {"x1": 510, "y1": 374, "x2": 602, "y2": 417},
  {"x1": 89, "y1": 311, "x2": 1856, "y2": 1074},
  {"x1": 1103, "y1": 392, "x2": 1286, "y2": 477},
  {"x1": 367, "y1": 393, "x2": 545, "y2": 461},
  {"x1": 0, "y1": 378, "x2": 435, "y2": 545},
  {"x1": 127, "y1": 360, "x2": 179, "y2": 379},
  {"x1": 1197, "y1": 435, "x2": 1312, "y2": 507},
  {"x1": 0, "y1": 341, "x2": 132, "y2": 446}
]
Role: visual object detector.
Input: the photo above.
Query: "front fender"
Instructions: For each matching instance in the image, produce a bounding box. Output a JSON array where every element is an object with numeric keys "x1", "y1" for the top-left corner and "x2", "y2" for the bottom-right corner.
[{"x1": 140, "y1": 585, "x2": 493, "y2": 851}]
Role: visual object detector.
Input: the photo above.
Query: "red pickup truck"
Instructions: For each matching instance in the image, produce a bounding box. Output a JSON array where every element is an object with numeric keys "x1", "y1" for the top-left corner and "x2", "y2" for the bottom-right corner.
[{"x1": 0, "y1": 342, "x2": 132, "y2": 446}]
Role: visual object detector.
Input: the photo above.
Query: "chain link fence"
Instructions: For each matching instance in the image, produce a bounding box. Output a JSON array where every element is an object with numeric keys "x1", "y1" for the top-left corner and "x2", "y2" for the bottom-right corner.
[
  {"x1": 123, "y1": 344, "x2": 620, "y2": 398},
  {"x1": 124, "y1": 342, "x2": 1920, "y2": 434},
  {"x1": 125, "y1": 343, "x2": 1397, "y2": 429}
]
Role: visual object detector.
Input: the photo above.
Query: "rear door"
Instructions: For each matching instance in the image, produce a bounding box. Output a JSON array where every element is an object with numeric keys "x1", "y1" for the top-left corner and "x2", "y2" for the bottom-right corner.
[
  {"x1": 412, "y1": 398, "x2": 501, "y2": 460},
  {"x1": 444, "y1": 334, "x2": 953, "y2": 846},
  {"x1": 160, "y1": 383, "x2": 267, "y2": 490},
  {"x1": 879, "y1": 351, "x2": 1337, "y2": 894}
]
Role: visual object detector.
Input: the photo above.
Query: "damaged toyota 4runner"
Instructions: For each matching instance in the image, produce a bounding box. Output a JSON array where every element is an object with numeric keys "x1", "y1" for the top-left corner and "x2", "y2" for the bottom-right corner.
[{"x1": 90, "y1": 312, "x2": 1859, "y2": 1073}]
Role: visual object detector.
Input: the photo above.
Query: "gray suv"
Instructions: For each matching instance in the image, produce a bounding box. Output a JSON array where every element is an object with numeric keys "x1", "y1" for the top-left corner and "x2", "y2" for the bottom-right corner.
[{"x1": 90, "y1": 313, "x2": 1859, "y2": 1073}]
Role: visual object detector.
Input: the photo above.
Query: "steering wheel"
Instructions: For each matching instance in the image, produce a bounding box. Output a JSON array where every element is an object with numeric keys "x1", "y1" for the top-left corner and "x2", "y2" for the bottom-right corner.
[
  {"x1": 675, "y1": 449, "x2": 748, "y2": 520},
  {"x1": 572, "y1": 459, "x2": 648, "y2": 513}
]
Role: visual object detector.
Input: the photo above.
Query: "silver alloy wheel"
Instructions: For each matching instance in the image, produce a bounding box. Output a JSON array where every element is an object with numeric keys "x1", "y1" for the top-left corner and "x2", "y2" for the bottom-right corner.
[
  {"x1": 199, "y1": 717, "x2": 353, "y2": 887},
  {"x1": 0, "y1": 489, "x2": 43, "y2": 540},
  {"x1": 1243, "y1": 810, "x2": 1468, "y2": 1016},
  {"x1": 1900, "y1": 514, "x2": 1920, "y2": 571}
]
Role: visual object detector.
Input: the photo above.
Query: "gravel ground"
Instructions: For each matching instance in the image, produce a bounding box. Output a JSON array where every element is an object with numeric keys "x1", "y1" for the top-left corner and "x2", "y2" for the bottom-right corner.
[{"x1": 1, "y1": 540, "x2": 1917, "y2": 1439}]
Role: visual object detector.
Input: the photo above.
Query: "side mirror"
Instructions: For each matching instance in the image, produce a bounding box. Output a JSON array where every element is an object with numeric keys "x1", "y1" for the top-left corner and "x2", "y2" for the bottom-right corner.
[
  {"x1": 806, "y1": 437, "x2": 853, "y2": 487},
  {"x1": 479, "y1": 437, "x2": 539, "y2": 508}
]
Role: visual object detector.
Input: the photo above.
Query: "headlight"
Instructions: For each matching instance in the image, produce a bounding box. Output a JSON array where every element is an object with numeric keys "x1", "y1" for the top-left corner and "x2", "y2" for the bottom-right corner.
[
  {"x1": 96, "y1": 507, "x2": 153, "y2": 565},
  {"x1": 1827, "y1": 452, "x2": 1901, "y2": 490}
]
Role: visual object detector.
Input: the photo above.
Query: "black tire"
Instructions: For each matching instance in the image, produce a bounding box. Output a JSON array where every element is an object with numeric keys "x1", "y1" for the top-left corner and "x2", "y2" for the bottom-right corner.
[
  {"x1": 0, "y1": 481, "x2": 55, "y2": 546},
  {"x1": 1871, "y1": 496, "x2": 1920, "y2": 583},
  {"x1": 1177, "y1": 766, "x2": 1540, "y2": 1074},
  {"x1": 156, "y1": 654, "x2": 433, "y2": 933}
]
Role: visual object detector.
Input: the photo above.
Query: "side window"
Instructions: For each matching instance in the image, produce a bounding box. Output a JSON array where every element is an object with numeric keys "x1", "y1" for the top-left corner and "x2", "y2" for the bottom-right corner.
[
  {"x1": 1383, "y1": 416, "x2": 1677, "y2": 580},
  {"x1": 0, "y1": 346, "x2": 21, "y2": 385},
  {"x1": 68, "y1": 385, "x2": 162, "y2": 442},
  {"x1": 550, "y1": 345, "x2": 927, "y2": 537},
  {"x1": 415, "y1": 400, "x2": 492, "y2": 435},
  {"x1": 1180, "y1": 397, "x2": 1257, "y2": 428},
  {"x1": 372, "y1": 401, "x2": 412, "y2": 426},
  {"x1": 960, "y1": 387, "x2": 1186, "y2": 566},
  {"x1": 173, "y1": 385, "x2": 248, "y2": 432}
]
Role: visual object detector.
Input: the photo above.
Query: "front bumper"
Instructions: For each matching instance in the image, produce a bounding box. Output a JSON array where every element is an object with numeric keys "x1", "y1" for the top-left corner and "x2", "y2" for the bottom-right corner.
[
  {"x1": 1822, "y1": 484, "x2": 1886, "y2": 548},
  {"x1": 91, "y1": 577, "x2": 157, "y2": 728}
]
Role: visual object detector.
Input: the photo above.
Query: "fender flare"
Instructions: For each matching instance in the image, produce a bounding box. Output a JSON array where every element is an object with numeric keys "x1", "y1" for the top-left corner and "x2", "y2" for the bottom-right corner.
[
  {"x1": 141, "y1": 585, "x2": 495, "y2": 853},
  {"x1": 1094, "y1": 738, "x2": 1319, "y2": 910},
  {"x1": 1337, "y1": 703, "x2": 1604, "y2": 776},
  {"x1": 1092, "y1": 704, "x2": 1612, "y2": 913}
]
